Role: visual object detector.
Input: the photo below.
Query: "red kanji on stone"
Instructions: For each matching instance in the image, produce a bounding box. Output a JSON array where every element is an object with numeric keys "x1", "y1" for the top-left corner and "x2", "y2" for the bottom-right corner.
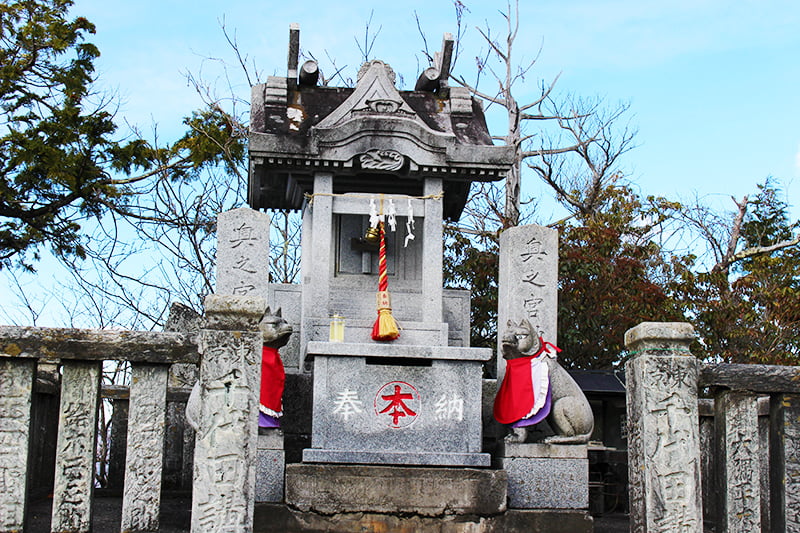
[{"x1": 375, "y1": 381, "x2": 419, "y2": 428}]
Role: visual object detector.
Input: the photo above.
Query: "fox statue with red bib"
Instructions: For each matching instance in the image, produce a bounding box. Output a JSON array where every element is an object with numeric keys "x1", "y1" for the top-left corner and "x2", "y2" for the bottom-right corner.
[{"x1": 494, "y1": 319, "x2": 594, "y2": 444}]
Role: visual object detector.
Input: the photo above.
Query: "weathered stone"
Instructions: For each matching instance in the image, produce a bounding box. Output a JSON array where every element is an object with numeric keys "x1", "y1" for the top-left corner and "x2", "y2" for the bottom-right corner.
[
  {"x1": 421, "y1": 178, "x2": 444, "y2": 325},
  {"x1": 203, "y1": 294, "x2": 266, "y2": 331},
  {"x1": 215, "y1": 207, "x2": 271, "y2": 302},
  {"x1": 700, "y1": 363, "x2": 800, "y2": 394},
  {"x1": 715, "y1": 390, "x2": 761, "y2": 532},
  {"x1": 253, "y1": 505, "x2": 593, "y2": 533},
  {"x1": 165, "y1": 302, "x2": 201, "y2": 389},
  {"x1": 497, "y1": 224, "x2": 558, "y2": 380},
  {"x1": 285, "y1": 464, "x2": 506, "y2": 516},
  {"x1": 624, "y1": 321, "x2": 695, "y2": 353},
  {"x1": 304, "y1": 349, "x2": 489, "y2": 467},
  {"x1": 498, "y1": 443, "x2": 588, "y2": 509},
  {"x1": 107, "y1": 397, "x2": 129, "y2": 493},
  {"x1": 625, "y1": 322, "x2": 703, "y2": 532},
  {"x1": 162, "y1": 399, "x2": 189, "y2": 489},
  {"x1": 190, "y1": 323, "x2": 262, "y2": 533},
  {"x1": 267, "y1": 284, "x2": 302, "y2": 370},
  {"x1": 121, "y1": 363, "x2": 169, "y2": 532},
  {"x1": 255, "y1": 431, "x2": 284, "y2": 503},
  {"x1": 769, "y1": 394, "x2": 800, "y2": 532},
  {"x1": 759, "y1": 404, "x2": 771, "y2": 532},
  {"x1": 0, "y1": 325, "x2": 198, "y2": 363},
  {"x1": 51, "y1": 361, "x2": 101, "y2": 533},
  {"x1": 699, "y1": 405, "x2": 717, "y2": 530},
  {"x1": 0, "y1": 358, "x2": 35, "y2": 532}
]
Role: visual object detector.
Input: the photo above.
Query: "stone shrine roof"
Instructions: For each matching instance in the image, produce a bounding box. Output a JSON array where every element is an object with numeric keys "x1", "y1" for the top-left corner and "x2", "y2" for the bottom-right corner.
[{"x1": 248, "y1": 29, "x2": 514, "y2": 221}]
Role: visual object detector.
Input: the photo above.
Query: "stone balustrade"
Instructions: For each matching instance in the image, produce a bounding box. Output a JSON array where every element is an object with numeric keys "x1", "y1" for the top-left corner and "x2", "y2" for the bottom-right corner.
[
  {"x1": 0, "y1": 295, "x2": 262, "y2": 533},
  {"x1": 625, "y1": 321, "x2": 800, "y2": 533}
]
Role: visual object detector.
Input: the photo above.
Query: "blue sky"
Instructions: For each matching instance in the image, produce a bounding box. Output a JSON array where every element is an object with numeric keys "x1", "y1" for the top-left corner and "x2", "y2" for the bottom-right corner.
[
  {"x1": 2, "y1": 1, "x2": 799, "y2": 326},
  {"x1": 71, "y1": 0, "x2": 800, "y2": 219}
]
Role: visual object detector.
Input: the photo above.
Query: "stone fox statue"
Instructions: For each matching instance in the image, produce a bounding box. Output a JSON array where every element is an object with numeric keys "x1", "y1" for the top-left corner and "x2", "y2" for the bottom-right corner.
[
  {"x1": 493, "y1": 319, "x2": 594, "y2": 444},
  {"x1": 186, "y1": 307, "x2": 293, "y2": 431},
  {"x1": 256, "y1": 308, "x2": 293, "y2": 428}
]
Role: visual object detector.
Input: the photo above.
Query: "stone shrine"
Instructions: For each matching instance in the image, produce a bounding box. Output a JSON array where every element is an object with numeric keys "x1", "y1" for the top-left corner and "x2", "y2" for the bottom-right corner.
[{"x1": 247, "y1": 29, "x2": 513, "y2": 469}]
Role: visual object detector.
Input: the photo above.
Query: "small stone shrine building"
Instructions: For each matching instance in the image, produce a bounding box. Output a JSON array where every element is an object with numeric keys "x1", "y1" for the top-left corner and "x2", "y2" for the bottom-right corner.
[
  {"x1": 234, "y1": 27, "x2": 593, "y2": 531},
  {"x1": 248, "y1": 28, "x2": 512, "y2": 468}
]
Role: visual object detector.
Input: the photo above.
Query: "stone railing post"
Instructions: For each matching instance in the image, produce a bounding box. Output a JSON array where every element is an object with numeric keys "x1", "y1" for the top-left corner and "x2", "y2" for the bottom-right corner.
[
  {"x1": 625, "y1": 322, "x2": 702, "y2": 532},
  {"x1": 191, "y1": 295, "x2": 264, "y2": 533}
]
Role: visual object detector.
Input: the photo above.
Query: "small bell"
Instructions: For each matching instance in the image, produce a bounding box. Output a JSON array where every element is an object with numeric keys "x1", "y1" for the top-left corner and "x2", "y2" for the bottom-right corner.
[{"x1": 364, "y1": 226, "x2": 381, "y2": 244}]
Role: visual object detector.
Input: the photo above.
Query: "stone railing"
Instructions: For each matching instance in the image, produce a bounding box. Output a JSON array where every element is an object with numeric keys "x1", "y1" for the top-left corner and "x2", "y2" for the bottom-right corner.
[
  {"x1": 0, "y1": 295, "x2": 264, "y2": 533},
  {"x1": 0, "y1": 325, "x2": 198, "y2": 533},
  {"x1": 625, "y1": 322, "x2": 800, "y2": 533}
]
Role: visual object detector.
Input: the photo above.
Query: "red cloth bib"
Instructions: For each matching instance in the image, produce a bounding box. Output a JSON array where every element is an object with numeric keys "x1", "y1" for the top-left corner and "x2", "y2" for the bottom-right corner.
[
  {"x1": 493, "y1": 355, "x2": 537, "y2": 424},
  {"x1": 260, "y1": 346, "x2": 285, "y2": 416}
]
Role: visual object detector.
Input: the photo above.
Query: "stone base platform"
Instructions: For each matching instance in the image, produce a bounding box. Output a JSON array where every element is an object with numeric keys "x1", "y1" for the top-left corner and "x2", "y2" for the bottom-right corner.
[
  {"x1": 254, "y1": 505, "x2": 594, "y2": 533},
  {"x1": 285, "y1": 464, "x2": 507, "y2": 516},
  {"x1": 497, "y1": 442, "x2": 589, "y2": 509},
  {"x1": 302, "y1": 448, "x2": 490, "y2": 466},
  {"x1": 255, "y1": 430, "x2": 284, "y2": 503}
]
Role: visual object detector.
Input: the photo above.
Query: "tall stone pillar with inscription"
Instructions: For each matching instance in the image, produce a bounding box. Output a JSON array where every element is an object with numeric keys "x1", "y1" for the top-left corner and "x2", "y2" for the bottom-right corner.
[
  {"x1": 190, "y1": 296, "x2": 264, "y2": 533},
  {"x1": 625, "y1": 322, "x2": 703, "y2": 532},
  {"x1": 495, "y1": 224, "x2": 591, "y2": 527},
  {"x1": 213, "y1": 207, "x2": 287, "y2": 503},
  {"x1": 497, "y1": 224, "x2": 558, "y2": 382}
]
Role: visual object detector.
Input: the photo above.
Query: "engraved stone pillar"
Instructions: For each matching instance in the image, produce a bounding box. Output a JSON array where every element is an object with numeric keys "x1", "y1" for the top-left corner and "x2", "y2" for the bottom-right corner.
[
  {"x1": 191, "y1": 295, "x2": 264, "y2": 533},
  {"x1": 625, "y1": 322, "x2": 702, "y2": 532},
  {"x1": 497, "y1": 224, "x2": 558, "y2": 380},
  {"x1": 0, "y1": 358, "x2": 36, "y2": 533},
  {"x1": 216, "y1": 207, "x2": 271, "y2": 302},
  {"x1": 51, "y1": 360, "x2": 101, "y2": 533},
  {"x1": 121, "y1": 363, "x2": 169, "y2": 532},
  {"x1": 769, "y1": 393, "x2": 800, "y2": 532},
  {"x1": 715, "y1": 390, "x2": 760, "y2": 532}
]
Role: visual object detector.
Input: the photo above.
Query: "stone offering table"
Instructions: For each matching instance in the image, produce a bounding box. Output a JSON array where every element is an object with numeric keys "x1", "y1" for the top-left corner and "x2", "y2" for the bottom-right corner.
[{"x1": 303, "y1": 341, "x2": 491, "y2": 466}]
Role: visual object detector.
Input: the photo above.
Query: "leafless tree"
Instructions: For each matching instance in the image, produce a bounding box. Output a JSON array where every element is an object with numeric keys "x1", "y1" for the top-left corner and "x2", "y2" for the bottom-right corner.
[{"x1": 433, "y1": 0, "x2": 637, "y2": 229}]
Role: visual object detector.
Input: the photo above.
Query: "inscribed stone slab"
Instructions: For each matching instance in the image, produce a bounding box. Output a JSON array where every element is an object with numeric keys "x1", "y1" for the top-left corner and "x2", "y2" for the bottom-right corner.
[
  {"x1": 0, "y1": 358, "x2": 35, "y2": 532},
  {"x1": 305, "y1": 354, "x2": 484, "y2": 465},
  {"x1": 216, "y1": 207, "x2": 271, "y2": 302},
  {"x1": 626, "y1": 353, "x2": 702, "y2": 532},
  {"x1": 51, "y1": 361, "x2": 101, "y2": 533},
  {"x1": 770, "y1": 394, "x2": 800, "y2": 532},
  {"x1": 121, "y1": 364, "x2": 169, "y2": 531},
  {"x1": 498, "y1": 224, "x2": 558, "y2": 380},
  {"x1": 715, "y1": 391, "x2": 760, "y2": 533},
  {"x1": 191, "y1": 328, "x2": 262, "y2": 533}
]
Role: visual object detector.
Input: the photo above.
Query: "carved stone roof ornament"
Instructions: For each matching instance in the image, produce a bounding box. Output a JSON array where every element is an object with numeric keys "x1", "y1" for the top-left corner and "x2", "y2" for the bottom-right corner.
[{"x1": 248, "y1": 26, "x2": 514, "y2": 220}]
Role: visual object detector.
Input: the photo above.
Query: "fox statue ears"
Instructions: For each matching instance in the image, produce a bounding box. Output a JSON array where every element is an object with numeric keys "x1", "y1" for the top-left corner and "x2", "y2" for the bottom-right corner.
[
  {"x1": 264, "y1": 307, "x2": 283, "y2": 318},
  {"x1": 506, "y1": 318, "x2": 534, "y2": 332}
]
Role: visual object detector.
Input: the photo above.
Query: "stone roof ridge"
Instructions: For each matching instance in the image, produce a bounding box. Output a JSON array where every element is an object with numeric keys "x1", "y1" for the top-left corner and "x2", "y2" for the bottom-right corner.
[{"x1": 315, "y1": 60, "x2": 446, "y2": 137}]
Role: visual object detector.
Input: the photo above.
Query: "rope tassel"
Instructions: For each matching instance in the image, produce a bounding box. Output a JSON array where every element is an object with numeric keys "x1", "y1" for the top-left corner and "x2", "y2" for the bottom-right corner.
[{"x1": 371, "y1": 221, "x2": 400, "y2": 341}]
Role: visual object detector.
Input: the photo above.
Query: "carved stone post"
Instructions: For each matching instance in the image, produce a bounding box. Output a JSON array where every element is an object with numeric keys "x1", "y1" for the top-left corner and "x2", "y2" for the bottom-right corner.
[
  {"x1": 121, "y1": 363, "x2": 169, "y2": 531},
  {"x1": 770, "y1": 393, "x2": 800, "y2": 532},
  {"x1": 715, "y1": 390, "x2": 761, "y2": 532},
  {"x1": 51, "y1": 361, "x2": 101, "y2": 533},
  {"x1": 0, "y1": 358, "x2": 36, "y2": 532},
  {"x1": 191, "y1": 295, "x2": 264, "y2": 533},
  {"x1": 625, "y1": 322, "x2": 702, "y2": 532}
]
